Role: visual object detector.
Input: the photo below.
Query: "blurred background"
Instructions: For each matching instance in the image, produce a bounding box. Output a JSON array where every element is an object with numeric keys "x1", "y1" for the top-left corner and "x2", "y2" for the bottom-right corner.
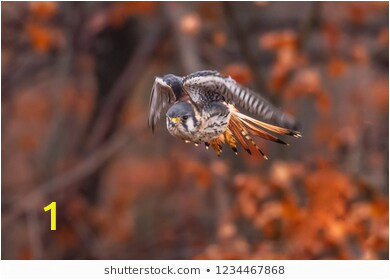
[{"x1": 1, "y1": 1, "x2": 389, "y2": 260}]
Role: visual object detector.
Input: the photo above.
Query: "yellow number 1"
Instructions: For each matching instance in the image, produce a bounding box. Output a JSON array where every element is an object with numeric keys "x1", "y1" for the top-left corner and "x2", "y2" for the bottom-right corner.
[{"x1": 44, "y1": 202, "x2": 56, "y2": 230}]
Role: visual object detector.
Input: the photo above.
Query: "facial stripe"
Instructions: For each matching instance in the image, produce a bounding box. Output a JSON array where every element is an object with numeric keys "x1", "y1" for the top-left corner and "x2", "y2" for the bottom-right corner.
[{"x1": 186, "y1": 117, "x2": 195, "y2": 132}]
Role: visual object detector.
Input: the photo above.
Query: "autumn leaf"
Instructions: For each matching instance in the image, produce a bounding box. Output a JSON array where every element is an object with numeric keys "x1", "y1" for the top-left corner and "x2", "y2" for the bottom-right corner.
[
  {"x1": 109, "y1": 2, "x2": 155, "y2": 27},
  {"x1": 222, "y1": 64, "x2": 253, "y2": 85},
  {"x1": 378, "y1": 28, "x2": 389, "y2": 46},
  {"x1": 25, "y1": 23, "x2": 64, "y2": 53},
  {"x1": 180, "y1": 13, "x2": 201, "y2": 35},
  {"x1": 212, "y1": 31, "x2": 227, "y2": 48},
  {"x1": 30, "y1": 1, "x2": 57, "y2": 20},
  {"x1": 328, "y1": 57, "x2": 348, "y2": 77},
  {"x1": 259, "y1": 30, "x2": 298, "y2": 51}
]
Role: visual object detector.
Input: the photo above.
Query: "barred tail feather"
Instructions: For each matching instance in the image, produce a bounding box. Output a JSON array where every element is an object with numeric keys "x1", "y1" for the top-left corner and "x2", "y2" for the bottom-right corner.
[
  {"x1": 235, "y1": 112, "x2": 302, "y2": 138},
  {"x1": 229, "y1": 115, "x2": 253, "y2": 156},
  {"x1": 227, "y1": 108, "x2": 301, "y2": 158},
  {"x1": 240, "y1": 118, "x2": 289, "y2": 145},
  {"x1": 229, "y1": 113, "x2": 267, "y2": 159}
]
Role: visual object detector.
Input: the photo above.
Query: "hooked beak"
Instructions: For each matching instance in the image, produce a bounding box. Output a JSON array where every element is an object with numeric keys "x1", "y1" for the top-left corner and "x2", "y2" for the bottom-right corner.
[
  {"x1": 168, "y1": 117, "x2": 180, "y2": 128},
  {"x1": 170, "y1": 117, "x2": 180, "y2": 124}
]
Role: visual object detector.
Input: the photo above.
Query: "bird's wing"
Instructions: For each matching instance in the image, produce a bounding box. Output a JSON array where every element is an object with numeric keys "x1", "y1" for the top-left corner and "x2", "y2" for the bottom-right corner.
[
  {"x1": 148, "y1": 77, "x2": 177, "y2": 132},
  {"x1": 183, "y1": 70, "x2": 298, "y2": 129}
]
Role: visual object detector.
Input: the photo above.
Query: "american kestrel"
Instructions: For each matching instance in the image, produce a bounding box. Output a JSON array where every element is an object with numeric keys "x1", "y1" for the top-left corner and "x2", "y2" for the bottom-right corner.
[{"x1": 148, "y1": 70, "x2": 301, "y2": 158}]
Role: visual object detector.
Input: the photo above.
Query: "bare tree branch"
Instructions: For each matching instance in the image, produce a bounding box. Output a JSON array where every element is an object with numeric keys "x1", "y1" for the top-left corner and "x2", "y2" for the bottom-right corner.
[
  {"x1": 27, "y1": 211, "x2": 43, "y2": 259},
  {"x1": 222, "y1": 2, "x2": 269, "y2": 100},
  {"x1": 83, "y1": 23, "x2": 166, "y2": 152}
]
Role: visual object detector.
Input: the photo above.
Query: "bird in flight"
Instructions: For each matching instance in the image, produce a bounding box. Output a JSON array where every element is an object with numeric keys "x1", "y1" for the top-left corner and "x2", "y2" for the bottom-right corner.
[{"x1": 148, "y1": 70, "x2": 301, "y2": 158}]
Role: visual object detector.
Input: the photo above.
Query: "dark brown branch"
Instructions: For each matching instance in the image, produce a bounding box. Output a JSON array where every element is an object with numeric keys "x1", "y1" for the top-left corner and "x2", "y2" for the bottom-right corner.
[
  {"x1": 297, "y1": 2, "x2": 322, "y2": 51},
  {"x1": 83, "y1": 23, "x2": 166, "y2": 152},
  {"x1": 222, "y1": 2, "x2": 270, "y2": 100}
]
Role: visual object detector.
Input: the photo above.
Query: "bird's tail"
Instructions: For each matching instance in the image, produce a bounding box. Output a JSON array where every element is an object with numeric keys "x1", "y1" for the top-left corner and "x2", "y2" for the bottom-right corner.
[{"x1": 209, "y1": 106, "x2": 301, "y2": 158}]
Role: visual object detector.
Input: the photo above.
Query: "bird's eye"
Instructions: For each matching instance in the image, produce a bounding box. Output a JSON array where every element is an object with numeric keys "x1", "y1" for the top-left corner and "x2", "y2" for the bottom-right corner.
[{"x1": 181, "y1": 115, "x2": 189, "y2": 120}]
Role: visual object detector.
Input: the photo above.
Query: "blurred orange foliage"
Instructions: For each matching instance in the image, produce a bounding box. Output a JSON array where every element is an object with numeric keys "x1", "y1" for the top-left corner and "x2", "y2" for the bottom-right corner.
[
  {"x1": 2, "y1": 1, "x2": 388, "y2": 261},
  {"x1": 222, "y1": 64, "x2": 253, "y2": 85},
  {"x1": 212, "y1": 31, "x2": 227, "y2": 48},
  {"x1": 328, "y1": 57, "x2": 348, "y2": 77},
  {"x1": 30, "y1": 1, "x2": 57, "y2": 20},
  {"x1": 109, "y1": 2, "x2": 155, "y2": 27},
  {"x1": 259, "y1": 30, "x2": 298, "y2": 51},
  {"x1": 25, "y1": 23, "x2": 61, "y2": 53},
  {"x1": 180, "y1": 13, "x2": 202, "y2": 35}
]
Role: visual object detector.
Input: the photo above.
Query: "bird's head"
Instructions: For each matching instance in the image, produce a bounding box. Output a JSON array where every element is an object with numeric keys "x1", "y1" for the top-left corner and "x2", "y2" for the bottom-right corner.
[
  {"x1": 166, "y1": 102, "x2": 199, "y2": 137},
  {"x1": 162, "y1": 74, "x2": 183, "y2": 96}
]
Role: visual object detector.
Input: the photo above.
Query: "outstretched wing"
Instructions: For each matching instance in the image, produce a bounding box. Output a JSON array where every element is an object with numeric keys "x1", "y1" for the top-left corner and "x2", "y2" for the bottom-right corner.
[
  {"x1": 148, "y1": 77, "x2": 176, "y2": 132},
  {"x1": 183, "y1": 71, "x2": 298, "y2": 129}
]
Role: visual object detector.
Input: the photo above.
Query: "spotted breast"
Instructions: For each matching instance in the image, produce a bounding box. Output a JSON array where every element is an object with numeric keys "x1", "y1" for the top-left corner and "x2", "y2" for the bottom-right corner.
[{"x1": 196, "y1": 102, "x2": 231, "y2": 143}]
